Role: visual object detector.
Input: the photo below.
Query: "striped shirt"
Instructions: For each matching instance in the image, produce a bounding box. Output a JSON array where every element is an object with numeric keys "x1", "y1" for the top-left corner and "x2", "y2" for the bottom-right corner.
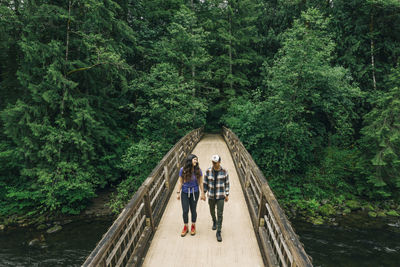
[{"x1": 203, "y1": 166, "x2": 230, "y2": 200}]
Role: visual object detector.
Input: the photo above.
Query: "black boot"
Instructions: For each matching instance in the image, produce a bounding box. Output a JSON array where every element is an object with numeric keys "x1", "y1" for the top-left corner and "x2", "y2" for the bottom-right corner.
[
  {"x1": 216, "y1": 231, "x2": 222, "y2": 242},
  {"x1": 212, "y1": 220, "x2": 217, "y2": 230}
]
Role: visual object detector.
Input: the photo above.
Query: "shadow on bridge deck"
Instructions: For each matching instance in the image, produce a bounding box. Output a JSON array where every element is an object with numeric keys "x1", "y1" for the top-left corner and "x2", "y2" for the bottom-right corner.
[{"x1": 142, "y1": 134, "x2": 263, "y2": 267}]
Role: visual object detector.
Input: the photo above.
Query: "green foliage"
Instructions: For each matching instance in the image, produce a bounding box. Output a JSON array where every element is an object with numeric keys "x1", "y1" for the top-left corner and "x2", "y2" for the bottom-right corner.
[
  {"x1": 108, "y1": 62, "x2": 208, "y2": 212},
  {"x1": 1, "y1": 0, "x2": 399, "y2": 220},
  {"x1": 154, "y1": 5, "x2": 211, "y2": 91},
  {"x1": 133, "y1": 63, "x2": 207, "y2": 143},
  {"x1": 225, "y1": 8, "x2": 361, "y2": 176},
  {"x1": 269, "y1": 146, "x2": 360, "y2": 213},
  {"x1": 263, "y1": 8, "x2": 360, "y2": 172},
  {"x1": 0, "y1": 0, "x2": 134, "y2": 215},
  {"x1": 326, "y1": 0, "x2": 400, "y2": 92},
  {"x1": 359, "y1": 67, "x2": 400, "y2": 199},
  {"x1": 109, "y1": 139, "x2": 166, "y2": 212}
]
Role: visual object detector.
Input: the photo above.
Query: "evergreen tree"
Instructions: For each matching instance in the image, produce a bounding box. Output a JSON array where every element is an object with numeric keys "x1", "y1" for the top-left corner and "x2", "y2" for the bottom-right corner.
[
  {"x1": 256, "y1": 0, "x2": 309, "y2": 64},
  {"x1": 327, "y1": 0, "x2": 400, "y2": 92},
  {"x1": 207, "y1": 0, "x2": 261, "y2": 96},
  {"x1": 133, "y1": 63, "x2": 207, "y2": 143},
  {"x1": 225, "y1": 8, "x2": 361, "y2": 176},
  {"x1": 1, "y1": 0, "x2": 135, "y2": 214},
  {"x1": 197, "y1": 0, "x2": 261, "y2": 130},
  {"x1": 360, "y1": 67, "x2": 400, "y2": 199},
  {"x1": 109, "y1": 63, "x2": 207, "y2": 211},
  {"x1": 120, "y1": 0, "x2": 185, "y2": 73},
  {"x1": 154, "y1": 5, "x2": 211, "y2": 96}
]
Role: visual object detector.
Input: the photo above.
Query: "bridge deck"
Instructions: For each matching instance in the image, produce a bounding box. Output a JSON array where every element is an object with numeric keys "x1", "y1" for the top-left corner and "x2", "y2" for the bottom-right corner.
[{"x1": 142, "y1": 134, "x2": 263, "y2": 267}]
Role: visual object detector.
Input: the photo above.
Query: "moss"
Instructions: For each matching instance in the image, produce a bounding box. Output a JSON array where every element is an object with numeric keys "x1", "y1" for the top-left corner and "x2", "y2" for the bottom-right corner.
[
  {"x1": 368, "y1": 211, "x2": 377, "y2": 218},
  {"x1": 37, "y1": 224, "x2": 47, "y2": 230},
  {"x1": 311, "y1": 217, "x2": 324, "y2": 225},
  {"x1": 346, "y1": 200, "x2": 361, "y2": 210},
  {"x1": 319, "y1": 204, "x2": 335, "y2": 217},
  {"x1": 362, "y1": 204, "x2": 375, "y2": 211},
  {"x1": 46, "y1": 225, "x2": 62, "y2": 234},
  {"x1": 377, "y1": 211, "x2": 387, "y2": 218},
  {"x1": 386, "y1": 210, "x2": 400, "y2": 217}
]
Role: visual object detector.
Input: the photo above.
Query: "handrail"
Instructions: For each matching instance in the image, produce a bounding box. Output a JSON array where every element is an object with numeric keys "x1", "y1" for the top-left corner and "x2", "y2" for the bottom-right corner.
[
  {"x1": 222, "y1": 127, "x2": 313, "y2": 267},
  {"x1": 83, "y1": 127, "x2": 204, "y2": 267}
]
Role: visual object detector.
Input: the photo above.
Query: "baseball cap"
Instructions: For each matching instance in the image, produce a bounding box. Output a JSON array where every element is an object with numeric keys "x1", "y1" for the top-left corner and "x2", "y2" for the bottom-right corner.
[{"x1": 211, "y1": 154, "x2": 221, "y2": 162}]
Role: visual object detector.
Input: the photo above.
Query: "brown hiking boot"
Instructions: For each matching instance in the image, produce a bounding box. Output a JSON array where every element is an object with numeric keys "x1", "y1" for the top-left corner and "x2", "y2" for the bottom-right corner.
[
  {"x1": 181, "y1": 225, "x2": 188, "y2": 237},
  {"x1": 190, "y1": 224, "x2": 196, "y2": 235}
]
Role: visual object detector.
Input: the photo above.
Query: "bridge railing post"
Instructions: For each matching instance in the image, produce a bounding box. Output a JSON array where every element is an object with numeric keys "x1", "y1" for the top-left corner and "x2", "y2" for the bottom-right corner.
[
  {"x1": 144, "y1": 185, "x2": 155, "y2": 232},
  {"x1": 245, "y1": 167, "x2": 251, "y2": 188},
  {"x1": 175, "y1": 151, "x2": 179, "y2": 168},
  {"x1": 257, "y1": 185, "x2": 267, "y2": 228},
  {"x1": 164, "y1": 165, "x2": 170, "y2": 192}
]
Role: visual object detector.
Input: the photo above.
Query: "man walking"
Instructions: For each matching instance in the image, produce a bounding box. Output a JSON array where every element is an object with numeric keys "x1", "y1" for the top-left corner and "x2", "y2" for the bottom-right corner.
[{"x1": 203, "y1": 154, "x2": 230, "y2": 242}]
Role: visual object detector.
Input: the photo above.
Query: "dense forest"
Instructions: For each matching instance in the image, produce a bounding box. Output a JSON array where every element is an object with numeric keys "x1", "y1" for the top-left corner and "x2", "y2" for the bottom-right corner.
[{"x1": 1, "y1": 0, "x2": 399, "y2": 224}]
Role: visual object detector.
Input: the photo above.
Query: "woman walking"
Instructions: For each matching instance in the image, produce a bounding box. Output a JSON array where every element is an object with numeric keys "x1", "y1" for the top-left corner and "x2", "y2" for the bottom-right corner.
[{"x1": 176, "y1": 154, "x2": 206, "y2": 236}]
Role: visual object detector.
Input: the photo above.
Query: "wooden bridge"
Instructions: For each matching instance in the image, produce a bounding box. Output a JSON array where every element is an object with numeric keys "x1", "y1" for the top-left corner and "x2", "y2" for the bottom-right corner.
[{"x1": 83, "y1": 127, "x2": 313, "y2": 267}]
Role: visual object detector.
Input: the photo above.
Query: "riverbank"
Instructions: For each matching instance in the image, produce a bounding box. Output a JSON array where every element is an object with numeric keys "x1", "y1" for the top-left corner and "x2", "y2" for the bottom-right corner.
[
  {"x1": 283, "y1": 198, "x2": 400, "y2": 226},
  {"x1": 0, "y1": 189, "x2": 116, "y2": 233}
]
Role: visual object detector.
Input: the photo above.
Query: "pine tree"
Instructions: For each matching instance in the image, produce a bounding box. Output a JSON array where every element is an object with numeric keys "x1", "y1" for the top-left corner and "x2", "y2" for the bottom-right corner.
[
  {"x1": 206, "y1": 0, "x2": 261, "y2": 96},
  {"x1": 1, "y1": 0, "x2": 136, "y2": 214},
  {"x1": 327, "y1": 0, "x2": 400, "y2": 92},
  {"x1": 224, "y1": 8, "x2": 361, "y2": 176},
  {"x1": 133, "y1": 63, "x2": 207, "y2": 144},
  {"x1": 360, "y1": 67, "x2": 400, "y2": 198},
  {"x1": 154, "y1": 5, "x2": 211, "y2": 96}
]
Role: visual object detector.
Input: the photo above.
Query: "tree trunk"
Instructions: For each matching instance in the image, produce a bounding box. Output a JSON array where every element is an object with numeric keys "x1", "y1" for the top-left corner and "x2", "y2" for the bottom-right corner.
[
  {"x1": 63, "y1": 0, "x2": 72, "y2": 115},
  {"x1": 229, "y1": 7, "x2": 233, "y2": 92},
  {"x1": 59, "y1": 0, "x2": 72, "y2": 160},
  {"x1": 370, "y1": 12, "x2": 377, "y2": 90}
]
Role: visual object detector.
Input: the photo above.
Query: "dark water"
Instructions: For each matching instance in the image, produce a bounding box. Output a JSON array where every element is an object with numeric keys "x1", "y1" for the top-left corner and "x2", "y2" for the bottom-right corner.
[
  {"x1": 0, "y1": 219, "x2": 112, "y2": 267},
  {"x1": 1, "y1": 214, "x2": 399, "y2": 266},
  {"x1": 292, "y1": 214, "x2": 400, "y2": 267}
]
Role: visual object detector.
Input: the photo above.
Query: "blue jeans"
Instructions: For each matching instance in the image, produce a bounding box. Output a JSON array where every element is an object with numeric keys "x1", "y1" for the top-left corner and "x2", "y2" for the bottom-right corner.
[{"x1": 181, "y1": 190, "x2": 199, "y2": 224}]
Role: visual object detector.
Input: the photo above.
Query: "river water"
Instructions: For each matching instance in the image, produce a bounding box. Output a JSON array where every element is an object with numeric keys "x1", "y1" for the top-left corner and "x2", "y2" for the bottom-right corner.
[
  {"x1": 0, "y1": 214, "x2": 399, "y2": 266},
  {"x1": 292, "y1": 214, "x2": 400, "y2": 267},
  {"x1": 0, "y1": 218, "x2": 113, "y2": 267}
]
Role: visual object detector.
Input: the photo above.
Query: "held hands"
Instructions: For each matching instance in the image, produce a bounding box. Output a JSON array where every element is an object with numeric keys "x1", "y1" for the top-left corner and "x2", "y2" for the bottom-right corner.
[{"x1": 177, "y1": 191, "x2": 206, "y2": 201}]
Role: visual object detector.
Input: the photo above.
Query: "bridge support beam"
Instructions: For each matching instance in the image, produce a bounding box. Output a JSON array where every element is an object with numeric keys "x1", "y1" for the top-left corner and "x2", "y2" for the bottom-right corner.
[
  {"x1": 245, "y1": 169, "x2": 251, "y2": 188},
  {"x1": 257, "y1": 188, "x2": 267, "y2": 228},
  {"x1": 164, "y1": 166, "x2": 170, "y2": 192},
  {"x1": 144, "y1": 188, "x2": 155, "y2": 232}
]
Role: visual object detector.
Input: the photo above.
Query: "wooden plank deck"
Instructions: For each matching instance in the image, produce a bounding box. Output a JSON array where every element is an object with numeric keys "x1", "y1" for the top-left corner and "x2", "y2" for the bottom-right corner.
[{"x1": 142, "y1": 134, "x2": 264, "y2": 267}]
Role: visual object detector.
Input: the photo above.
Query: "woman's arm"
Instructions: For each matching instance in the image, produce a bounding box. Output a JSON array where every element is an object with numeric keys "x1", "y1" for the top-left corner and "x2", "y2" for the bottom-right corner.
[
  {"x1": 177, "y1": 176, "x2": 183, "y2": 200},
  {"x1": 199, "y1": 175, "x2": 206, "y2": 201}
]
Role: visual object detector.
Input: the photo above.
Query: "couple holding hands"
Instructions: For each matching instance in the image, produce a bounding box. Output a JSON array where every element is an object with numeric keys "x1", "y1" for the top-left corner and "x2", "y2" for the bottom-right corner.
[{"x1": 176, "y1": 154, "x2": 230, "y2": 242}]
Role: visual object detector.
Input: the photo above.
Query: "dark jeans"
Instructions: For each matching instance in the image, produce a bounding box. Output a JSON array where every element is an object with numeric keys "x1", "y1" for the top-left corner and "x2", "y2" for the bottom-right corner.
[
  {"x1": 181, "y1": 190, "x2": 199, "y2": 224},
  {"x1": 208, "y1": 198, "x2": 225, "y2": 231}
]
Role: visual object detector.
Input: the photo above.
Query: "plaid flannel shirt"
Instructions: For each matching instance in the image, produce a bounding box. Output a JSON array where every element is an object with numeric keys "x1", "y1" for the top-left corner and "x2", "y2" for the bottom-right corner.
[{"x1": 203, "y1": 166, "x2": 230, "y2": 200}]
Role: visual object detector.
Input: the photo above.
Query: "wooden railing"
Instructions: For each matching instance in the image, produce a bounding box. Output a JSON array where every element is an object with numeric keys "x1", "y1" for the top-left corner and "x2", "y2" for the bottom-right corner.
[
  {"x1": 223, "y1": 127, "x2": 313, "y2": 267},
  {"x1": 83, "y1": 127, "x2": 204, "y2": 267}
]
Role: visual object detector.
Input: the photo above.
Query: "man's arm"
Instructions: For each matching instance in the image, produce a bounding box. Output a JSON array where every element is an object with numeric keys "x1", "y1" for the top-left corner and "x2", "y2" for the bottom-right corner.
[
  {"x1": 224, "y1": 171, "x2": 230, "y2": 201},
  {"x1": 203, "y1": 169, "x2": 209, "y2": 193}
]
